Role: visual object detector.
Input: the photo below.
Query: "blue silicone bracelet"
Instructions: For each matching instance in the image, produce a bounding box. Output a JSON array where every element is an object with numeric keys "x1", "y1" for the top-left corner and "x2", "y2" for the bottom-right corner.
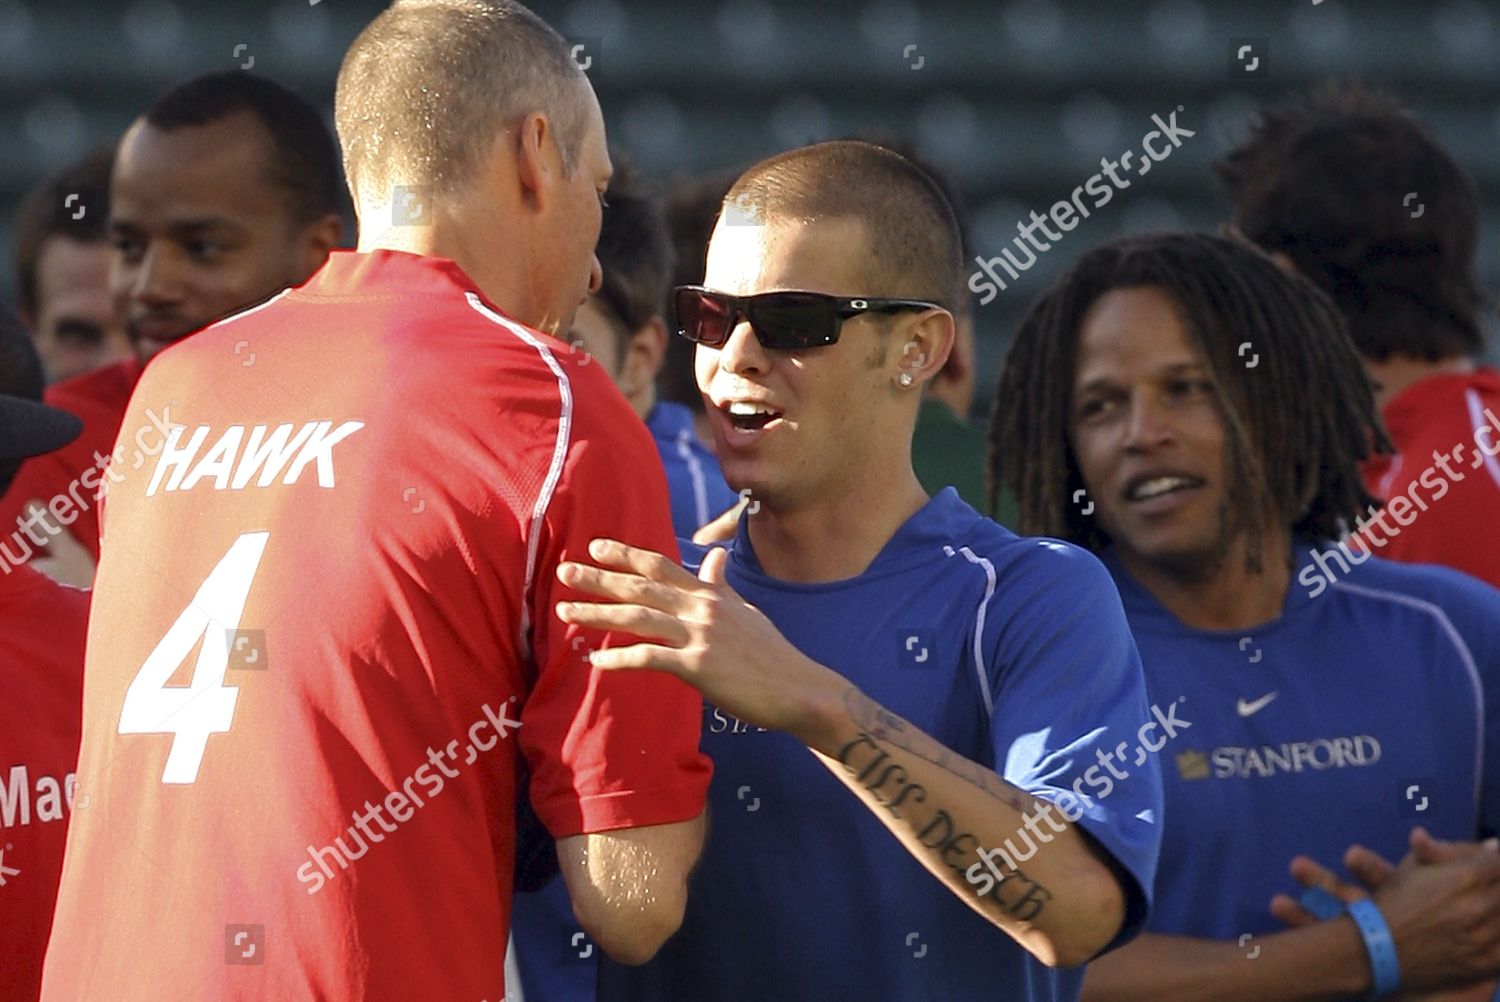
[
  {"x1": 1298, "y1": 886, "x2": 1346, "y2": 922},
  {"x1": 1347, "y1": 898, "x2": 1400, "y2": 998}
]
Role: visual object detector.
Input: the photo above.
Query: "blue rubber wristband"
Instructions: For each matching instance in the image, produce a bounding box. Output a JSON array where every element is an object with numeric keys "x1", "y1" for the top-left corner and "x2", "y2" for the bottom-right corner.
[
  {"x1": 1347, "y1": 898, "x2": 1400, "y2": 998},
  {"x1": 1298, "y1": 886, "x2": 1346, "y2": 922}
]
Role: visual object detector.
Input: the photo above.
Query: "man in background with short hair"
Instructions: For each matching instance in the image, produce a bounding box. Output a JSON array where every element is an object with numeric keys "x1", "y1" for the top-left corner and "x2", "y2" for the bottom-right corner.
[
  {"x1": 12, "y1": 149, "x2": 130, "y2": 384},
  {"x1": 0, "y1": 71, "x2": 343, "y2": 580},
  {"x1": 1220, "y1": 85, "x2": 1500, "y2": 589},
  {"x1": 564, "y1": 165, "x2": 737, "y2": 537}
]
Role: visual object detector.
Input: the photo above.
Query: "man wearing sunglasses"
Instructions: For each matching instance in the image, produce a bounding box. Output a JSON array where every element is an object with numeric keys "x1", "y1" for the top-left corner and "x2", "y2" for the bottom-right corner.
[{"x1": 573, "y1": 141, "x2": 1162, "y2": 1002}]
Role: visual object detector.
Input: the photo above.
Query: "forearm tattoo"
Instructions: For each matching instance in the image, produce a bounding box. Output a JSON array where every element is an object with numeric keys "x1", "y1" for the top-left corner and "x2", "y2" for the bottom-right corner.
[{"x1": 834, "y1": 689, "x2": 1055, "y2": 922}]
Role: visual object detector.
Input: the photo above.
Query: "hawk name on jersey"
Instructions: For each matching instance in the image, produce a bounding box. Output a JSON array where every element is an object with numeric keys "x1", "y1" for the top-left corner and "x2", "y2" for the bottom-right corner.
[{"x1": 146, "y1": 420, "x2": 364, "y2": 496}]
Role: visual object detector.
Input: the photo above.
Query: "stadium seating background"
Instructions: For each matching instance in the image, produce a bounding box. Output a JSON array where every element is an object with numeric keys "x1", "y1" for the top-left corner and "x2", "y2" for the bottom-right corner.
[{"x1": 2, "y1": 0, "x2": 1497, "y2": 415}]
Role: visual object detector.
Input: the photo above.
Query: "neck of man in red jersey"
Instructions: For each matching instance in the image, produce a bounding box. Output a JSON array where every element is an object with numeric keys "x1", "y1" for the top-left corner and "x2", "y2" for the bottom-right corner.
[{"x1": 354, "y1": 77, "x2": 610, "y2": 341}]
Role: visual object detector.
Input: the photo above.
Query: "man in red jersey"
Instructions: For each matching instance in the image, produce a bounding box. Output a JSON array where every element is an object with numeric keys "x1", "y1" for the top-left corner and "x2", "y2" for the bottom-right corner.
[
  {"x1": 0, "y1": 71, "x2": 343, "y2": 583},
  {"x1": 1220, "y1": 85, "x2": 1500, "y2": 589},
  {"x1": 40, "y1": 2, "x2": 709, "y2": 1000},
  {"x1": 0, "y1": 303, "x2": 89, "y2": 1002}
]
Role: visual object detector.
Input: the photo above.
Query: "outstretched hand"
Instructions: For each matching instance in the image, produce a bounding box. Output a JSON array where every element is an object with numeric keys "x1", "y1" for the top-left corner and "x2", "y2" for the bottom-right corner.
[{"x1": 556, "y1": 539, "x2": 845, "y2": 743}]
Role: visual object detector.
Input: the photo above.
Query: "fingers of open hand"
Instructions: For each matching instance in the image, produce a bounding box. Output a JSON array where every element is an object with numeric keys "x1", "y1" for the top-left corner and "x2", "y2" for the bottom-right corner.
[
  {"x1": 1346, "y1": 844, "x2": 1397, "y2": 890},
  {"x1": 1269, "y1": 892, "x2": 1318, "y2": 928},
  {"x1": 558, "y1": 560, "x2": 686, "y2": 614},
  {"x1": 584, "y1": 642, "x2": 689, "y2": 675},
  {"x1": 1289, "y1": 855, "x2": 1366, "y2": 904},
  {"x1": 557, "y1": 601, "x2": 692, "y2": 648},
  {"x1": 586, "y1": 538, "x2": 698, "y2": 588}
]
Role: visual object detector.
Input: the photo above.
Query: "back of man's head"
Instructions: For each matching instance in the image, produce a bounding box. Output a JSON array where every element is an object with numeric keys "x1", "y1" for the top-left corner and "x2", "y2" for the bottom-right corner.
[
  {"x1": 723, "y1": 141, "x2": 964, "y2": 310},
  {"x1": 0, "y1": 302, "x2": 51, "y2": 494},
  {"x1": 140, "y1": 71, "x2": 343, "y2": 227},
  {"x1": 1218, "y1": 85, "x2": 1483, "y2": 363},
  {"x1": 335, "y1": 0, "x2": 586, "y2": 207},
  {"x1": 14, "y1": 148, "x2": 113, "y2": 323}
]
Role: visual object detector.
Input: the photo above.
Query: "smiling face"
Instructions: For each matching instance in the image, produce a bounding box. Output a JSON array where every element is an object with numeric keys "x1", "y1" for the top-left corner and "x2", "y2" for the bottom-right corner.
[
  {"x1": 697, "y1": 216, "x2": 913, "y2": 510},
  {"x1": 109, "y1": 112, "x2": 330, "y2": 362},
  {"x1": 1069, "y1": 286, "x2": 1241, "y2": 577}
]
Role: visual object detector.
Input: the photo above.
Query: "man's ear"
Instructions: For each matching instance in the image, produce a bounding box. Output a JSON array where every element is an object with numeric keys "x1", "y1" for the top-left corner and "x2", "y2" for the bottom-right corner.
[
  {"x1": 1268, "y1": 251, "x2": 1301, "y2": 280},
  {"x1": 937, "y1": 314, "x2": 973, "y2": 385},
  {"x1": 619, "y1": 316, "x2": 669, "y2": 399},
  {"x1": 895, "y1": 309, "x2": 956, "y2": 389},
  {"x1": 514, "y1": 110, "x2": 563, "y2": 214},
  {"x1": 297, "y1": 212, "x2": 343, "y2": 279}
]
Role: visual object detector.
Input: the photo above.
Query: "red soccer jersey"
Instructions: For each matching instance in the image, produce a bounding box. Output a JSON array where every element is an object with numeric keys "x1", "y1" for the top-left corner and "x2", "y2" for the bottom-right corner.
[
  {"x1": 1361, "y1": 367, "x2": 1500, "y2": 588},
  {"x1": 0, "y1": 564, "x2": 87, "y2": 1002},
  {"x1": 0, "y1": 356, "x2": 145, "y2": 563},
  {"x1": 40, "y1": 251, "x2": 712, "y2": 1001}
]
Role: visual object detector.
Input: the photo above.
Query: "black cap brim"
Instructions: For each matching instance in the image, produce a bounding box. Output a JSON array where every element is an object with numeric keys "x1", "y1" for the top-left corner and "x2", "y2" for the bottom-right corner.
[{"x1": 0, "y1": 395, "x2": 83, "y2": 461}]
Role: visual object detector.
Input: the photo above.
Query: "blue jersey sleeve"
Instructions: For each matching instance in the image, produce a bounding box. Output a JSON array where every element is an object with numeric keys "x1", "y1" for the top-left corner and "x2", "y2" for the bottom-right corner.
[{"x1": 984, "y1": 539, "x2": 1165, "y2": 951}]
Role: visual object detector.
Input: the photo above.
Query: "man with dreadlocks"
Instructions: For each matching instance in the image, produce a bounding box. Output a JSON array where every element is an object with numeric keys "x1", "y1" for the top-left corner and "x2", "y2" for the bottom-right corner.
[{"x1": 990, "y1": 231, "x2": 1500, "y2": 1000}]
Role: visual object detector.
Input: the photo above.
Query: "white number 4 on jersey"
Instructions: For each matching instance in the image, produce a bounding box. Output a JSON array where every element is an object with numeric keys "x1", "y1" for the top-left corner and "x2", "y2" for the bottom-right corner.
[{"x1": 117, "y1": 532, "x2": 270, "y2": 784}]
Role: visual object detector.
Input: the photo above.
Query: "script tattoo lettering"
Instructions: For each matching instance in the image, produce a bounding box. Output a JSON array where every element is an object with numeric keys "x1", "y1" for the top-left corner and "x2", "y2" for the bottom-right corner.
[{"x1": 836, "y1": 688, "x2": 1057, "y2": 921}]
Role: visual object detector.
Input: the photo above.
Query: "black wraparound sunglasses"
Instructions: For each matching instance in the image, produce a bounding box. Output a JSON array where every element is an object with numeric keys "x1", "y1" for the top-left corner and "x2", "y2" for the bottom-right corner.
[{"x1": 673, "y1": 285, "x2": 945, "y2": 350}]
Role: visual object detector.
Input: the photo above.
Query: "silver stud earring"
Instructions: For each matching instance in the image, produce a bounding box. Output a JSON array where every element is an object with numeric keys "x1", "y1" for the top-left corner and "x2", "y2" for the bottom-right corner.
[{"x1": 897, "y1": 372, "x2": 914, "y2": 387}]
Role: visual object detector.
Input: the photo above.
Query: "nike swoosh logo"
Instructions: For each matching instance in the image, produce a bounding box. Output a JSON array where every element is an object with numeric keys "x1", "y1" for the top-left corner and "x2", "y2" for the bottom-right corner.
[{"x1": 1236, "y1": 692, "x2": 1278, "y2": 717}]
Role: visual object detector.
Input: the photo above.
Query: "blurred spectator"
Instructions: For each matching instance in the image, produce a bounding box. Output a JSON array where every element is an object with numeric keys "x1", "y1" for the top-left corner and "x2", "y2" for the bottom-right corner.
[
  {"x1": 991, "y1": 233, "x2": 1500, "y2": 1000},
  {"x1": 1219, "y1": 84, "x2": 1500, "y2": 588},
  {"x1": 662, "y1": 168, "x2": 740, "y2": 447},
  {"x1": 850, "y1": 134, "x2": 1017, "y2": 524},
  {"x1": 12, "y1": 148, "x2": 131, "y2": 383},
  {"x1": 565, "y1": 163, "x2": 737, "y2": 536},
  {"x1": 0, "y1": 300, "x2": 89, "y2": 1002},
  {"x1": 0, "y1": 71, "x2": 343, "y2": 583}
]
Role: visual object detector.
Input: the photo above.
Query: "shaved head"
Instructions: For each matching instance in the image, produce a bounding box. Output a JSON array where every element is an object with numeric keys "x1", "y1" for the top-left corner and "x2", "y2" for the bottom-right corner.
[
  {"x1": 335, "y1": 0, "x2": 588, "y2": 202},
  {"x1": 722, "y1": 141, "x2": 963, "y2": 309}
]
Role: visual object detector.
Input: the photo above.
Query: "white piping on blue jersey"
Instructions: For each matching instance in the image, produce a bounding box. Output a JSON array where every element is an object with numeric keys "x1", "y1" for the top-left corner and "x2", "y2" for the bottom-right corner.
[
  {"x1": 1465, "y1": 389, "x2": 1500, "y2": 491},
  {"x1": 464, "y1": 293, "x2": 574, "y2": 660},
  {"x1": 198, "y1": 287, "x2": 294, "y2": 332},
  {"x1": 674, "y1": 428, "x2": 711, "y2": 526},
  {"x1": 1330, "y1": 578, "x2": 1486, "y2": 819},
  {"x1": 942, "y1": 544, "x2": 998, "y2": 718}
]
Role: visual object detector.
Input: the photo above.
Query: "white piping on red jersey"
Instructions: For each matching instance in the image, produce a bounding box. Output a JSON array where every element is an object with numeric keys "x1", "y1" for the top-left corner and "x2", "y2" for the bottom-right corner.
[
  {"x1": 463, "y1": 293, "x2": 573, "y2": 660},
  {"x1": 198, "y1": 286, "x2": 294, "y2": 332}
]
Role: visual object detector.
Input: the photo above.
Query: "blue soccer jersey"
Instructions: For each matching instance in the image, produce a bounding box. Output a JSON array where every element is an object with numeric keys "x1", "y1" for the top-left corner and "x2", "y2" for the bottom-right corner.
[
  {"x1": 1102, "y1": 542, "x2": 1500, "y2": 942},
  {"x1": 599, "y1": 489, "x2": 1164, "y2": 1002},
  {"x1": 646, "y1": 401, "x2": 739, "y2": 536}
]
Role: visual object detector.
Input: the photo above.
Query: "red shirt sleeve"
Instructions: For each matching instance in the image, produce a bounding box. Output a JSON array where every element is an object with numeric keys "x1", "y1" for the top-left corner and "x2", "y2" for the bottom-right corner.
[{"x1": 520, "y1": 361, "x2": 711, "y2": 838}]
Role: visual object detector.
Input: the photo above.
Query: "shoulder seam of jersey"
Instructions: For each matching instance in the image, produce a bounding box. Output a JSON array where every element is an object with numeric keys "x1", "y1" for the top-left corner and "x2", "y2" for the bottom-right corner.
[
  {"x1": 198, "y1": 287, "x2": 294, "y2": 334},
  {"x1": 942, "y1": 544, "x2": 998, "y2": 718},
  {"x1": 462, "y1": 292, "x2": 573, "y2": 660},
  {"x1": 1329, "y1": 577, "x2": 1485, "y2": 818}
]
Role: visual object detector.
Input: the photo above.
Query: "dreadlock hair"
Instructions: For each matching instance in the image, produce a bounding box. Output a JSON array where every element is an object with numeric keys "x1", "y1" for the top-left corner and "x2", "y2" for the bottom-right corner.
[{"x1": 987, "y1": 232, "x2": 1390, "y2": 570}]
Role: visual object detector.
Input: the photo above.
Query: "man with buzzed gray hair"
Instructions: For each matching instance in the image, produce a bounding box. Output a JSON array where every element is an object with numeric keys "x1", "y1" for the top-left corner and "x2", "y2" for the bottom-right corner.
[{"x1": 41, "y1": 3, "x2": 709, "y2": 1000}]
